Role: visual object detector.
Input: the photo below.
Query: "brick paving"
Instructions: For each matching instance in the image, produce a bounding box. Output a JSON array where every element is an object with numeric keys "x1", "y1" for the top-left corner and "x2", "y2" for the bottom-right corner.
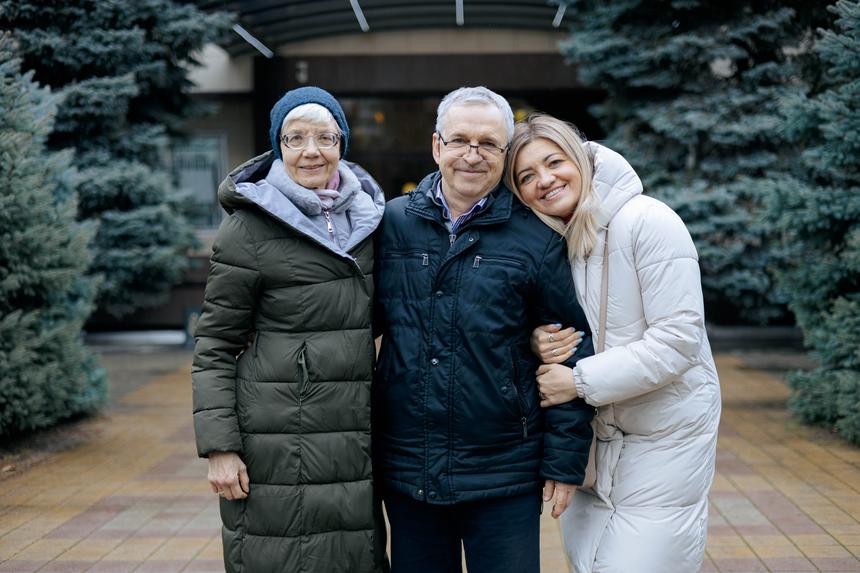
[{"x1": 1, "y1": 353, "x2": 859, "y2": 572}]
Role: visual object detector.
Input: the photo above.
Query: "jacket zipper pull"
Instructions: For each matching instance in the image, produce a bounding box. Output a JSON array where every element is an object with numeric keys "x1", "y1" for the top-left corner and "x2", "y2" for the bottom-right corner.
[
  {"x1": 521, "y1": 417, "x2": 528, "y2": 439},
  {"x1": 473, "y1": 255, "x2": 482, "y2": 269},
  {"x1": 421, "y1": 253, "x2": 429, "y2": 266},
  {"x1": 323, "y1": 209, "x2": 334, "y2": 238},
  {"x1": 449, "y1": 233, "x2": 457, "y2": 246}
]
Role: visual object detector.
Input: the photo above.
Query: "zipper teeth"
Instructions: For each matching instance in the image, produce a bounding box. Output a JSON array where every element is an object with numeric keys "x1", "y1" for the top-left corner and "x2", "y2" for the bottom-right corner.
[
  {"x1": 298, "y1": 345, "x2": 309, "y2": 394},
  {"x1": 511, "y1": 351, "x2": 528, "y2": 439}
]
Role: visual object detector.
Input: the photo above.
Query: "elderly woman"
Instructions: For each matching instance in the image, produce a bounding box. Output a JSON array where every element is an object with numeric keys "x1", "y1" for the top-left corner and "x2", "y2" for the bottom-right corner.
[
  {"x1": 192, "y1": 87, "x2": 388, "y2": 573},
  {"x1": 505, "y1": 113, "x2": 721, "y2": 573}
]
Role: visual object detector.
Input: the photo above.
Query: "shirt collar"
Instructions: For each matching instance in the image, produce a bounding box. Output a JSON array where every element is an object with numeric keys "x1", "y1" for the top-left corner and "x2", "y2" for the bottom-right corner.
[{"x1": 434, "y1": 180, "x2": 488, "y2": 227}]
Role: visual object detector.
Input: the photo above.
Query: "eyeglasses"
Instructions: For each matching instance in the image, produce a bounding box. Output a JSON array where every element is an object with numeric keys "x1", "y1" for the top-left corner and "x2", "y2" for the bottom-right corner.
[
  {"x1": 437, "y1": 132, "x2": 508, "y2": 158},
  {"x1": 281, "y1": 132, "x2": 340, "y2": 150}
]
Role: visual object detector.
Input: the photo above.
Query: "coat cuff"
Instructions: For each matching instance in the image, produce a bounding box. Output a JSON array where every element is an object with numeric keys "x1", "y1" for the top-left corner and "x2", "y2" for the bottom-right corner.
[{"x1": 573, "y1": 368, "x2": 587, "y2": 401}]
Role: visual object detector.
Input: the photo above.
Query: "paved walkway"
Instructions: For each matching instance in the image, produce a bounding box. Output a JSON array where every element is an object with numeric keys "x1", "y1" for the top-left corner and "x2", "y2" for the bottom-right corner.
[{"x1": 1, "y1": 353, "x2": 859, "y2": 572}]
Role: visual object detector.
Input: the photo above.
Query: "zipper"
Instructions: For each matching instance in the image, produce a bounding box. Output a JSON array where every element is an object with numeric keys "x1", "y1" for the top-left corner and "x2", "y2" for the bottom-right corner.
[
  {"x1": 297, "y1": 344, "x2": 310, "y2": 395},
  {"x1": 473, "y1": 255, "x2": 526, "y2": 270},
  {"x1": 477, "y1": 255, "x2": 525, "y2": 268},
  {"x1": 322, "y1": 209, "x2": 334, "y2": 240},
  {"x1": 449, "y1": 233, "x2": 457, "y2": 246},
  {"x1": 422, "y1": 253, "x2": 429, "y2": 266},
  {"x1": 509, "y1": 349, "x2": 529, "y2": 439}
]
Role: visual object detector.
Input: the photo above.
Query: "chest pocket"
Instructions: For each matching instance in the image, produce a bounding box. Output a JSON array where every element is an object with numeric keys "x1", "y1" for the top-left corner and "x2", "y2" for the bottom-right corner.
[
  {"x1": 469, "y1": 254, "x2": 526, "y2": 283},
  {"x1": 458, "y1": 254, "x2": 529, "y2": 333},
  {"x1": 377, "y1": 249, "x2": 431, "y2": 303}
]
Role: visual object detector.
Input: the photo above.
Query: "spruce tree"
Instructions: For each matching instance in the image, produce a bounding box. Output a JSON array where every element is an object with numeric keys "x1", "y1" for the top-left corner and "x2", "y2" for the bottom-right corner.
[
  {"x1": 768, "y1": 0, "x2": 860, "y2": 443},
  {"x1": 2, "y1": 1, "x2": 231, "y2": 317},
  {"x1": 561, "y1": 0, "x2": 828, "y2": 323},
  {"x1": 0, "y1": 34, "x2": 106, "y2": 435}
]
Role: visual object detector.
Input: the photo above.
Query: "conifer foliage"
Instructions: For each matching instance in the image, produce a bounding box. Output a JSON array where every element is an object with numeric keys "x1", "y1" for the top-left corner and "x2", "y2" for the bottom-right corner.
[
  {"x1": 770, "y1": 1, "x2": 860, "y2": 444},
  {"x1": 561, "y1": 0, "x2": 825, "y2": 323},
  {"x1": 3, "y1": 1, "x2": 231, "y2": 317},
  {"x1": 0, "y1": 35, "x2": 106, "y2": 435}
]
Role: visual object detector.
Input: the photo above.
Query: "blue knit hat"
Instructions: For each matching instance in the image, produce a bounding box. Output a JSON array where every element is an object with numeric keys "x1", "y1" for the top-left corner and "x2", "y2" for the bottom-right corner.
[{"x1": 269, "y1": 86, "x2": 350, "y2": 159}]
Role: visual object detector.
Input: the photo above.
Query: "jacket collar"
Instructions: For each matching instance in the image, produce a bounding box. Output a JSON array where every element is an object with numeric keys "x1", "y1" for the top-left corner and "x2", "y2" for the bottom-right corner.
[
  {"x1": 405, "y1": 171, "x2": 513, "y2": 227},
  {"x1": 218, "y1": 151, "x2": 385, "y2": 258}
]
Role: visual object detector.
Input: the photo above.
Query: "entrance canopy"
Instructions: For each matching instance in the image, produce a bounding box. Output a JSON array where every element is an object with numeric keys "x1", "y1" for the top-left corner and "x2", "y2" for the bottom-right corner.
[{"x1": 198, "y1": 1, "x2": 568, "y2": 55}]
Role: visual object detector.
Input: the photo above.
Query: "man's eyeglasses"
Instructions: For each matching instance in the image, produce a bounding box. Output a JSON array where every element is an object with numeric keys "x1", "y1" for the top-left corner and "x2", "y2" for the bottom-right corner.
[
  {"x1": 436, "y1": 132, "x2": 508, "y2": 158},
  {"x1": 281, "y1": 132, "x2": 340, "y2": 150}
]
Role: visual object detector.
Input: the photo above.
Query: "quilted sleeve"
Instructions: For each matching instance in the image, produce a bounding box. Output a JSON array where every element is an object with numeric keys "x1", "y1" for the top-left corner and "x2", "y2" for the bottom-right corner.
[
  {"x1": 191, "y1": 214, "x2": 261, "y2": 457},
  {"x1": 533, "y1": 233, "x2": 595, "y2": 485},
  {"x1": 574, "y1": 200, "x2": 706, "y2": 406}
]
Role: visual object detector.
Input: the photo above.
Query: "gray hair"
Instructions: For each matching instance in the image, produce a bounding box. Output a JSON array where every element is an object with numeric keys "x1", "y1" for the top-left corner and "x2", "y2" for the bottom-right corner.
[
  {"x1": 435, "y1": 86, "x2": 515, "y2": 143},
  {"x1": 281, "y1": 103, "x2": 341, "y2": 134}
]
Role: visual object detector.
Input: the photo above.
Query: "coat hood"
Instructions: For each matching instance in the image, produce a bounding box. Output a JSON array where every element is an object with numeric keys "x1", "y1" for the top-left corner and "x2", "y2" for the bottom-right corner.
[
  {"x1": 217, "y1": 151, "x2": 385, "y2": 256},
  {"x1": 587, "y1": 142, "x2": 644, "y2": 227}
]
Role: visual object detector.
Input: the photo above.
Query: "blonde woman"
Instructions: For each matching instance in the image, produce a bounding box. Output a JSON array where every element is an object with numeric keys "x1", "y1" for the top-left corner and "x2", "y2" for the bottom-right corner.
[{"x1": 505, "y1": 113, "x2": 721, "y2": 573}]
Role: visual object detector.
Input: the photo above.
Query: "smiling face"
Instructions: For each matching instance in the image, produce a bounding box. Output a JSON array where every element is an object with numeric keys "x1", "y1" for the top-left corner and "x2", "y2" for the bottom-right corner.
[
  {"x1": 432, "y1": 103, "x2": 508, "y2": 211},
  {"x1": 280, "y1": 119, "x2": 341, "y2": 189},
  {"x1": 512, "y1": 138, "x2": 582, "y2": 219}
]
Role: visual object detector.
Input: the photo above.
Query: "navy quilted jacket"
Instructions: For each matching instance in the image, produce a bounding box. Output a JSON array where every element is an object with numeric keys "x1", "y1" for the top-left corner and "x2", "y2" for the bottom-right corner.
[{"x1": 374, "y1": 172, "x2": 594, "y2": 505}]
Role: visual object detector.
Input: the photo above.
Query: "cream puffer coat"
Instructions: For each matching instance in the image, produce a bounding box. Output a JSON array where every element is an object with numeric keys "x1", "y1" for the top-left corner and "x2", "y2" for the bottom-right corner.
[{"x1": 560, "y1": 143, "x2": 721, "y2": 573}]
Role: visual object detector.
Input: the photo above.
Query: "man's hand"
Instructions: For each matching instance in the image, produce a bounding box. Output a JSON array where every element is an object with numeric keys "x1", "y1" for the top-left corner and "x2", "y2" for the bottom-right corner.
[
  {"x1": 207, "y1": 452, "x2": 250, "y2": 501},
  {"x1": 536, "y1": 363, "x2": 579, "y2": 407},
  {"x1": 544, "y1": 479, "x2": 577, "y2": 518},
  {"x1": 531, "y1": 324, "x2": 582, "y2": 364}
]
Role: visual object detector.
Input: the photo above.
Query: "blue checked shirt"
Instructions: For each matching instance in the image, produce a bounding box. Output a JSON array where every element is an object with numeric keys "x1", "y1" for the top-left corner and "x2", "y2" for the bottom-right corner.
[{"x1": 433, "y1": 181, "x2": 488, "y2": 235}]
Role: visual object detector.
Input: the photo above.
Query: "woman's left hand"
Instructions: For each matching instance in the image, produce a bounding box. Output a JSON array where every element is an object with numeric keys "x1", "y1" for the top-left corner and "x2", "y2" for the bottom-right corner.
[
  {"x1": 543, "y1": 479, "x2": 577, "y2": 518},
  {"x1": 536, "y1": 363, "x2": 578, "y2": 407}
]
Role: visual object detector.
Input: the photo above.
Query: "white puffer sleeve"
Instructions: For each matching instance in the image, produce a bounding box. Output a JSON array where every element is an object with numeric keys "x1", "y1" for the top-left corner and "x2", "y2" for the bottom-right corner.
[{"x1": 574, "y1": 199, "x2": 706, "y2": 406}]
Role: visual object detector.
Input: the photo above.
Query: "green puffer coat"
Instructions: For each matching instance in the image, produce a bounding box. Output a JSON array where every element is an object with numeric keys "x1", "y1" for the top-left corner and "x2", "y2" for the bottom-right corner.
[{"x1": 192, "y1": 152, "x2": 388, "y2": 573}]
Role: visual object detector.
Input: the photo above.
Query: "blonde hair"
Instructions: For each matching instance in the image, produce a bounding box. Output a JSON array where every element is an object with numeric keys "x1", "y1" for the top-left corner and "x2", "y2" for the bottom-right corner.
[{"x1": 505, "y1": 113, "x2": 598, "y2": 262}]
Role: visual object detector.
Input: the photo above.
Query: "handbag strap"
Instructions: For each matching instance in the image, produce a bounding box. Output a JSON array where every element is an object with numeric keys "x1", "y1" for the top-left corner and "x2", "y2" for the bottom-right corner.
[{"x1": 596, "y1": 228, "x2": 609, "y2": 354}]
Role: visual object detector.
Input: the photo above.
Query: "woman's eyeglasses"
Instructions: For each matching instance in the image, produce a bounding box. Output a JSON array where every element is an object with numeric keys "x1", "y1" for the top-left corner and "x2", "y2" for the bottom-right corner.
[{"x1": 281, "y1": 132, "x2": 340, "y2": 150}]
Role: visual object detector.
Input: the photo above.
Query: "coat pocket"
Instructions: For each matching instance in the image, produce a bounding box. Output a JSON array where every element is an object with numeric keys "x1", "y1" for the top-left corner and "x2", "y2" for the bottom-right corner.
[
  {"x1": 508, "y1": 348, "x2": 529, "y2": 440},
  {"x1": 297, "y1": 342, "x2": 310, "y2": 396}
]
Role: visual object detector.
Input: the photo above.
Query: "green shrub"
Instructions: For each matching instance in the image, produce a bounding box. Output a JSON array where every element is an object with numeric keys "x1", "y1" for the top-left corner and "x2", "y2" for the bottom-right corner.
[
  {"x1": 0, "y1": 35, "x2": 106, "y2": 435},
  {"x1": 2, "y1": 1, "x2": 232, "y2": 317},
  {"x1": 772, "y1": 1, "x2": 860, "y2": 443},
  {"x1": 561, "y1": 0, "x2": 830, "y2": 323}
]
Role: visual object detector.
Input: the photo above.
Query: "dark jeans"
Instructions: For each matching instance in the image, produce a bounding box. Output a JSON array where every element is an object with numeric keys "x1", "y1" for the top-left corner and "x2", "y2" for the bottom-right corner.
[{"x1": 384, "y1": 490, "x2": 542, "y2": 573}]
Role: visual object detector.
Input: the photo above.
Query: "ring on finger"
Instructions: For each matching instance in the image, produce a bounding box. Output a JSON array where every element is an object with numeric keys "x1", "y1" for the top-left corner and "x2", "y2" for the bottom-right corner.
[
  {"x1": 552, "y1": 348, "x2": 560, "y2": 357},
  {"x1": 548, "y1": 333, "x2": 555, "y2": 343}
]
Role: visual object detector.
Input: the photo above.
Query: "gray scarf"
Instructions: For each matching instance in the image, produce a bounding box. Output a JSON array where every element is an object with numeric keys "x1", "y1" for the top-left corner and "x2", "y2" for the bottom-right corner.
[{"x1": 264, "y1": 160, "x2": 359, "y2": 215}]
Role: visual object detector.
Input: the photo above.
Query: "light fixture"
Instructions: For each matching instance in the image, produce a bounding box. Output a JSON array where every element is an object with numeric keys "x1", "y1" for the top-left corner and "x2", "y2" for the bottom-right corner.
[
  {"x1": 232, "y1": 24, "x2": 273, "y2": 58},
  {"x1": 350, "y1": 0, "x2": 370, "y2": 32},
  {"x1": 551, "y1": 3, "x2": 566, "y2": 28}
]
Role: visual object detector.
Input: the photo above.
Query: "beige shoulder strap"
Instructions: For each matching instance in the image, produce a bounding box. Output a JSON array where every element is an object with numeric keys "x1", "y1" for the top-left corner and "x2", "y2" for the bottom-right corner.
[
  {"x1": 597, "y1": 228, "x2": 609, "y2": 353},
  {"x1": 580, "y1": 228, "x2": 608, "y2": 492}
]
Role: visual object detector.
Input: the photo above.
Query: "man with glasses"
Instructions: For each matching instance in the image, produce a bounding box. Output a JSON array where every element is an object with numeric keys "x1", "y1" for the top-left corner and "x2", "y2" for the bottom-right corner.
[{"x1": 373, "y1": 86, "x2": 595, "y2": 573}]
